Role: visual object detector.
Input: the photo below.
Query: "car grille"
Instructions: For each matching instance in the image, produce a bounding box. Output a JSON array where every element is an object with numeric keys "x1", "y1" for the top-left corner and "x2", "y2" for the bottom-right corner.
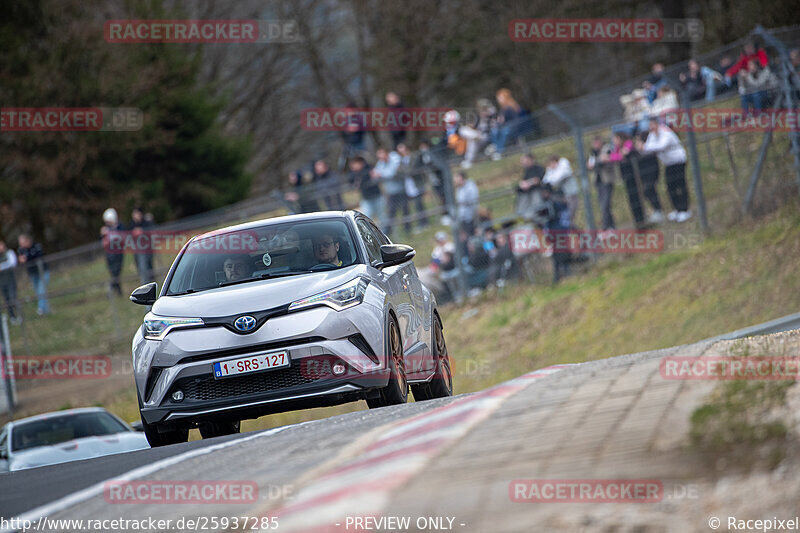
[{"x1": 171, "y1": 363, "x2": 321, "y2": 402}]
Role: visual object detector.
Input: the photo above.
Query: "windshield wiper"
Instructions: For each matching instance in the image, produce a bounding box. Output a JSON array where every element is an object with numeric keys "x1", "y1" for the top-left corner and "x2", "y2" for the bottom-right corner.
[
  {"x1": 218, "y1": 271, "x2": 311, "y2": 288},
  {"x1": 167, "y1": 288, "x2": 202, "y2": 296}
]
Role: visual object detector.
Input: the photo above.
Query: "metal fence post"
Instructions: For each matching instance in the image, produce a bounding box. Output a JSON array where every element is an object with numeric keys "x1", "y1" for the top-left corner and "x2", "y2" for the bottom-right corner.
[
  {"x1": 679, "y1": 89, "x2": 710, "y2": 232},
  {"x1": 546, "y1": 105, "x2": 596, "y2": 232},
  {"x1": 0, "y1": 314, "x2": 15, "y2": 414}
]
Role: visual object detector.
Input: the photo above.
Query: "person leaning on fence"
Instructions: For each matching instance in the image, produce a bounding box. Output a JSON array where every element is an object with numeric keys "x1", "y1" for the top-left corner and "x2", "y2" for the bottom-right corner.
[
  {"x1": 415, "y1": 139, "x2": 448, "y2": 209},
  {"x1": 397, "y1": 143, "x2": 428, "y2": 232},
  {"x1": 515, "y1": 152, "x2": 545, "y2": 221},
  {"x1": 372, "y1": 147, "x2": 408, "y2": 237},
  {"x1": 313, "y1": 159, "x2": 345, "y2": 211},
  {"x1": 537, "y1": 184, "x2": 571, "y2": 284},
  {"x1": 100, "y1": 207, "x2": 125, "y2": 297},
  {"x1": 543, "y1": 155, "x2": 580, "y2": 228},
  {"x1": 349, "y1": 156, "x2": 384, "y2": 225},
  {"x1": 17, "y1": 233, "x2": 50, "y2": 315},
  {"x1": 605, "y1": 132, "x2": 646, "y2": 229},
  {"x1": 636, "y1": 131, "x2": 666, "y2": 224},
  {"x1": 285, "y1": 170, "x2": 320, "y2": 214},
  {"x1": 453, "y1": 171, "x2": 480, "y2": 237},
  {"x1": 636, "y1": 118, "x2": 691, "y2": 223},
  {"x1": 588, "y1": 136, "x2": 616, "y2": 232},
  {"x1": 738, "y1": 59, "x2": 778, "y2": 114},
  {"x1": 0, "y1": 241, "x2": 21, "y2": 324}
]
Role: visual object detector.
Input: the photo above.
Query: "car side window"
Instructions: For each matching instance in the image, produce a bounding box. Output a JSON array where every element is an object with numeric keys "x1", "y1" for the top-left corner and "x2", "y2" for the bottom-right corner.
[
  {"x1": 367, "y1": 220, "x2": 390, "y2": 246},
  {"x1": 356, "y1": 219, "x2": 382, "y2": 264}
]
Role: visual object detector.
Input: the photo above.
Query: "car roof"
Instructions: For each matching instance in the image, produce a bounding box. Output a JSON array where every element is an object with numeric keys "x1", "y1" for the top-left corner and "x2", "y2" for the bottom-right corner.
[
  {"x1": 192, "y1": 211, "x2": 356, "y2": 241},
  {"x1": 4, "y1": 407, "x2": 111, "y2": 430}
]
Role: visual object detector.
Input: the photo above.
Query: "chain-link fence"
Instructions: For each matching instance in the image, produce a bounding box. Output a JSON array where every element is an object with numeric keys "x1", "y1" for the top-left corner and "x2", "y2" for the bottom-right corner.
[{"x1": 2, "y1": 25, "x2": 799, "y2": 365}]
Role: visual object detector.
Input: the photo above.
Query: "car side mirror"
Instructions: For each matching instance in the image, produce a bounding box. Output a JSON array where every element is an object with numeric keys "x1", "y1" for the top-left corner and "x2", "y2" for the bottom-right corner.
[
  {"x1": 377, "y1": 244, "x2": 415, "y2": 269},
  {"x1": 130, "y1": 282, "x2": 158, "y2": 306}
]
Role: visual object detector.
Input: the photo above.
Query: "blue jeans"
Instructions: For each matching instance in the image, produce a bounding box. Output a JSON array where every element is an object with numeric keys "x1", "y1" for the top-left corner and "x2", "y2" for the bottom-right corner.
[
  {"x1": 30, "y1": 270, "x2": 50, "y2": 313},
  {"x1": 360, "y1": 196, "x2": 385, "y2": 226},
  {"x1": 741, "y1": 92, "x2": 764, "y2": 113}
]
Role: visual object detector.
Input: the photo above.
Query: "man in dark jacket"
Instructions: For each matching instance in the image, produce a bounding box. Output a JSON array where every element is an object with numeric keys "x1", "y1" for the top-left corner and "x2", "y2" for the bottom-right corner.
[
  {"x1": 17, "y1": 233, "x2": 50, "y2": 314},
  {"x1": 100, "y1": 208, "x2": 124, "y2": 296},
  {"x1": 349, "y1": 156, "x2": 384, "y2": 224},
  {"x1": 129, "y1": 207, "x2": 155, "y2": 285}
]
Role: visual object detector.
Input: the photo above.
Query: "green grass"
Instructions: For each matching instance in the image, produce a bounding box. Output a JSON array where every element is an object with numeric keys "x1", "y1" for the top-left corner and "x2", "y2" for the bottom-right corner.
[{"x1": 6, "y1": 100, "x2": 800, "y2": 432}]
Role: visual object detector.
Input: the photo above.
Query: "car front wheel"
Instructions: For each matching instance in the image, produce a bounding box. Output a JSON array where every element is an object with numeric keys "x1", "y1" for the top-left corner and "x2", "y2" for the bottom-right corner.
[
  {"x1": 366, "y1": 316, "x2": 408, "y2": 408},
  {"x1": 140, "y1": 415, "x2": 189, "y2": 447}
]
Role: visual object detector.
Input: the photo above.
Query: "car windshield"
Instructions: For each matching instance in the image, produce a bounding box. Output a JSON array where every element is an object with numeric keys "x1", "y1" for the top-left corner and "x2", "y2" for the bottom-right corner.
[
  {"x1": 165, "y1": 219, "x2": 359, "y2": 295},
  {"x1": 11, "y1": 412, "x2": 130, "y2": 452}
]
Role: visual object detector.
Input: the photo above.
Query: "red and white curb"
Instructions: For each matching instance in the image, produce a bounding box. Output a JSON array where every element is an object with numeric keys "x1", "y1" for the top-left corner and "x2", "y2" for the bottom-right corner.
[{"x1": 268, "y1": 365, "x2": 572, "y2": 532}]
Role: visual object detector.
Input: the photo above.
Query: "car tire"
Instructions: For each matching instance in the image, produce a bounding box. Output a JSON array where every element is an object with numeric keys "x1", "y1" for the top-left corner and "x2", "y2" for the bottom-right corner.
[
  {"x1": 366, "y1": 315, "x2": 408, "y2": 408},
  {"x1": 412, "y1": 313, "x2": 453, "y2": 401},
  {"x1": 199, "y1": 420, "x2": 241, "y2": 439}
]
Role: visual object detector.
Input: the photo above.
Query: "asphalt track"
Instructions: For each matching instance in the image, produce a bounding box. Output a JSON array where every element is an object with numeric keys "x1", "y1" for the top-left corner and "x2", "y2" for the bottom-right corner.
[{"x1": 1, "y1": 313, "x2": 798, "y2": 532}]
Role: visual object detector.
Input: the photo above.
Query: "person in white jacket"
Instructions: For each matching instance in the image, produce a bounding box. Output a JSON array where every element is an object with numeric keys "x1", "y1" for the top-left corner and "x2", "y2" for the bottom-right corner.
[
  {"x1": 636, "y1": 118, "x2": 691, "y2": 222},
  {"x1": 543, "y1": 156, "x2": 580, "y2": 226}
]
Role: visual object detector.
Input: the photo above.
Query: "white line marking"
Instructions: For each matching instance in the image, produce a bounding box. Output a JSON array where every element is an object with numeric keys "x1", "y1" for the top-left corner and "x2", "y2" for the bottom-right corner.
[{"x1": 1, "y1": 425, "x2": 290, "y2": 533}]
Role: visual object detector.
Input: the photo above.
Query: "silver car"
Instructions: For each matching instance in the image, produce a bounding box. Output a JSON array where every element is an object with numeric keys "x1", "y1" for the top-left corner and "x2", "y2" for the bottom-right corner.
[
  {"x1": 130, "y1": 211, "x2": 452, "y2": 447},
  {"x1": 0, "y1": 408, "x2": 149, "y2": 472}
]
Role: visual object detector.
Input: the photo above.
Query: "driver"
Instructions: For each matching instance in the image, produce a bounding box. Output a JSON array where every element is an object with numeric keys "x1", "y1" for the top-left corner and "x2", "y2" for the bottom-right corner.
[
  {"x1": 222, "y1": 254, "x2": 254, "y2": 282},
  {"x1": 311, "y1": 231, "x2": 343, "y2": 266}
]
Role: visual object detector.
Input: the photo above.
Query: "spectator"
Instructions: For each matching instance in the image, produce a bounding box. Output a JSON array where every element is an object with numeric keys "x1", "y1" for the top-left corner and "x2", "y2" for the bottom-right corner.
[
  {"x1": 453, "y1": 171, "x2": 480, "y2": 236},
  {"x1": 738, "y1": 59, "x2": 778, "y2": 113},
  {"x1": 651, "y1": 87, "x2": 680, "y2": 120},
  {"x1": 515, "y1": 152, "x2": 545, "y2": 221},
  {"x1": 431, "y1": 231, "x2": 459, "y2": 301},
  {"x1": 313, "y1": 159, "x2": 345, "y2": 211},
  {"x1": 385, "y1": 92, "x2": 407, "y2": 148},
  {"x1": 603, "y1": 132, "x2": 644, "y2": 229},
  {"x1": 474, "y1": 98, "x2": 497, "y2": 157},
  {"x1": 725, "y1": 41, "x2": 768, "y2": 83},
  {"x1": 349, "y1": 156, "x2": 384, "y2": 224},
  {"x1": 618, "y1": 88, "x2": 651, "y2": 136},
  {"x1": 285, "y1": 170, "x2": 320, "y2": 214},
  {"x1": 443, "y1": 110, "x2": 485, "y2": 169},
  {"x1": 100, "y1": 208, "x2": 125, "y2": 296},
  {"x1": 680, "y1": 59, "x2": 724, "y2": 102},
  {"x1": 543, "y1": 155, "x2": 580, "y2": 227},
  {"x1": 679, "y1": 59, "x2": 708, "y2": 101},
  {"x1": 129, "y1": 207, "x2": 155, "y2": 285},
  {"x1": 587, "y1": 136, "x2": 616, "y2": 231},
  {"x1": 537, "y1": 185, "x2": 571, "y2": 283},
  {"x1": 488, "y1": 231, "x2": 516, "y2": 287},
  {"x1": 636, "y1": 131, "x2": 666, "y2": 223},
  {"x1": 643, "y1": 63, "x2": 668, "y2": 104},
  {"x1": 791, "y1": 49, "x2": 800, "y2": 71},
  {"x1": 17, "y1": 234, "x2": 50, "y2": 315},
  {"x1": 342, "y1": 101, "x2": 366, "y2": 156},
  {"x1": 636, "y1": 118, "x2": 691, "y2": 222},
  {"x1": 491, "y1": 88, "x2": 523, "y2": 160},
  {"x1": 415, "y1": 139, "x2": 448, "y2": 209},
  {"x1": 372, "y1": 147, "x2": 408, "y2": 237},
  {"x1": 0, "y1": 241, "x2": 20, "y2": 324},
  {"x1": 397, "y1": 143, "x2": 428, "y2": 232}
]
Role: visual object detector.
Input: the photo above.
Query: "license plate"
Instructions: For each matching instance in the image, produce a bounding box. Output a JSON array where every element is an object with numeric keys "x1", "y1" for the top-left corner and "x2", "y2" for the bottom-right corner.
[{"x1": 213, "y1": 351, "x2": 290, "y2": 379}]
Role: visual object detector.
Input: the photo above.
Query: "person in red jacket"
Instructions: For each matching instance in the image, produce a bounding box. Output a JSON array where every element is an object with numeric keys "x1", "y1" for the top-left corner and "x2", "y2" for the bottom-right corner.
[{"x1": 725, "y1": 41, "x2": 768, "y2": 83}]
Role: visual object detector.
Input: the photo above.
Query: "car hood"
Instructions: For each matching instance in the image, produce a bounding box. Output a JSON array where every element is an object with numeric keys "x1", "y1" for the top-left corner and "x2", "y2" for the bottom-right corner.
[
  {"x1": 154, "y1": 265, "x2": 369, "y2": 317},
  {"x1": 9, "y1": 432, "x2": 150, "y2": 471}
]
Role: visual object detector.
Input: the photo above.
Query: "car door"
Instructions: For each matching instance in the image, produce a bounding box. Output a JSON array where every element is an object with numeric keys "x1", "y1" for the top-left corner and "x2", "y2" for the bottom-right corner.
[
  {"x1": 0, "y1": 427, "x2": 9, "y2": 472},
  {"x1": 364, "y1": 219, "x2": 430, "y2": 374}
]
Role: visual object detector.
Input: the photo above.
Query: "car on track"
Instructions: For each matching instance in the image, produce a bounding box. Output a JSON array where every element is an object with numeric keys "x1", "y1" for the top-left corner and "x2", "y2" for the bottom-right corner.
[
  {"x1": 130, "y1": 211, "x2": 452, "y2": 447},
  {"x1": 0, "y1": 407, "x2": 149, "y2": 472}
]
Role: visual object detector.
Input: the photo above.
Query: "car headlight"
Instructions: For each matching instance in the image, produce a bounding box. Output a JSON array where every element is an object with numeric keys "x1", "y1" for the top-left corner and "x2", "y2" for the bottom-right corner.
[
  {"x1": 143, "y1": 312, "x2": 204, "y2": 340},
  {"x1": 289, "y1": 277, "x2": 369, "y2": 312}
]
